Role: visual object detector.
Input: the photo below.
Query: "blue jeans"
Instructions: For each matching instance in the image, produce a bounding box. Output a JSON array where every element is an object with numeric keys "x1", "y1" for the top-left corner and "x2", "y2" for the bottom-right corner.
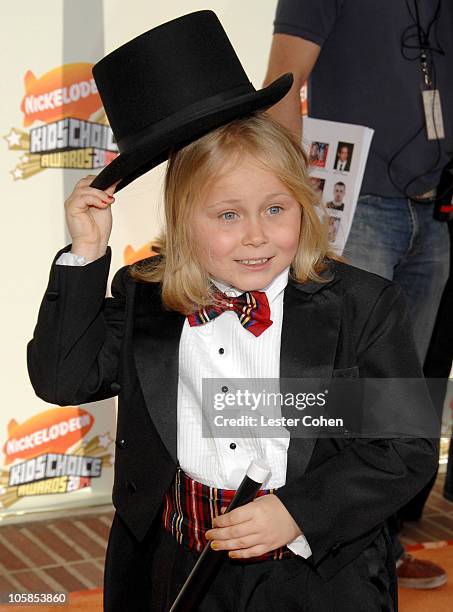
[
  {"x1": 344, "y1": 195, "x2": 450, "y2": 561},
  {"x1": 344, "y1": 195, "x2": 450, "y2": 363}
]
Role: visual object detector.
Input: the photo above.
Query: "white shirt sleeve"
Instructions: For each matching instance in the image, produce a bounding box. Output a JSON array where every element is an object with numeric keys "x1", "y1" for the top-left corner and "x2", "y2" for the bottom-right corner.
[
  {"x1": 286, "y1": 533, "x2": 313, "y2": 558},
  {"x1": 55, "y1": 252, "x2": 88, "y2": 266}
]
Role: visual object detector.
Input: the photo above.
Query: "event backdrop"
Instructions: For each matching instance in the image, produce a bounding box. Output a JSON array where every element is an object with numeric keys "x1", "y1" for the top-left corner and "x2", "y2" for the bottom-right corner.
[{"x1": 0, "y1": 0, "x2": 283, "y2": 520}]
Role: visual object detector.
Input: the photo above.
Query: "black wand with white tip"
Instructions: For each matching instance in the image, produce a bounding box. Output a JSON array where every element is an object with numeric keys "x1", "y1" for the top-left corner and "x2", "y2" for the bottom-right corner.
[{"x1": 169, "y1": 459, "x2": 271, "y2": 612}]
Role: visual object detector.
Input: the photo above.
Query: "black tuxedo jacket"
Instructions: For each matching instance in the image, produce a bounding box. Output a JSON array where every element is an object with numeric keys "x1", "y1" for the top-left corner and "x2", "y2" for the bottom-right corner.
[{"x1": 27, "y1": 244, "x2": 438, "y2": 581}]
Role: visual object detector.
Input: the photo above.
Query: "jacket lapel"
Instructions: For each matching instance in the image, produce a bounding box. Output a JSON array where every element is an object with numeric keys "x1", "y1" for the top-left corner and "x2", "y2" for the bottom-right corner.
[
  {"x1": 132, "y1": 282, "x2": 184, "y2": 464},
  {"x1": 281, "y1": 272, "x2": 342, "y2": 482}
]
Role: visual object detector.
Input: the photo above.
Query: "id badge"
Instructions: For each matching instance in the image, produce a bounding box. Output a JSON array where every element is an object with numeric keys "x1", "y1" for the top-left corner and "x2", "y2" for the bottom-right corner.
[{"x1": 422, "y1": 89, "x2": 445, "y2": 140}]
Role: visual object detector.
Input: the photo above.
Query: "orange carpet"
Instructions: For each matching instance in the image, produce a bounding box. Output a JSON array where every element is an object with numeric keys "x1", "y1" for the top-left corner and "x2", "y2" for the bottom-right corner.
[{"x1": 62, "y1": 588, "x2": 102, "y2": 611}]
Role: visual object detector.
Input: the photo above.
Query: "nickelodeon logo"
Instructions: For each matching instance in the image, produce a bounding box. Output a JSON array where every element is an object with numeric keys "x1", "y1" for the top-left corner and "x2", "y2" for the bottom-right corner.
[
  {"x1": 21, "y1": 63, "x2": 102, "y2": 126},
  {"x1": 2, "y1": 407, "x2": 94, "y2": 465},
  {"x1": 5, "y1": 61, "x2": 119, "y2": 178}
]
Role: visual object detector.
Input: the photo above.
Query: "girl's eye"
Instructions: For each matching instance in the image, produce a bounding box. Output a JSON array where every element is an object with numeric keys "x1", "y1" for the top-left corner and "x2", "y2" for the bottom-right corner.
[
  {"x1": 268, "y1": 205, "x2": 283, "y2": 215},
  {"x1": 221, "y1": 211, "x2": 237, "y2": 221}
]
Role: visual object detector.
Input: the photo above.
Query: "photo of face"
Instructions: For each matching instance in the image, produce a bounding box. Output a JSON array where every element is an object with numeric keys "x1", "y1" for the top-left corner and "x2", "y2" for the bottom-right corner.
[
  {"x1": 334, "y1": 142, "x2": 354, "y2": 172},
  {"x1": 191, "y1": 154, "x2": 302, "y2": 291},
  {"x1": 339, "y1": 146, "x2": 349, "y2": 162},
  {"x1": 308, "y1": 141, "x2": 329, "y2": 168},
  {"x1": 327, "y1": 215, "x2": 341, "y2": 242},
  {"x1": 326, "y1": 182, "x2": 346, "y2": 212},
  {"x1": 334, "y1": 182, "x2": 345, "y2": 203}
]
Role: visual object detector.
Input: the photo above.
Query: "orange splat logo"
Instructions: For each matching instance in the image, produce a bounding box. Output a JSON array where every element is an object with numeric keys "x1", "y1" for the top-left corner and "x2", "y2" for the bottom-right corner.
[
  {"x1": 5, "y1": 62, "x2": 117, "y2": 182},
  {"x1": 20, "y1": 64, "x2": 102, "y2": 127},
  {"x1": 124, "y1": 242, "x2": 159, "y2": 265},
  {"x1": 2, "y1": 407, "x2": 94, "y2": 465}
]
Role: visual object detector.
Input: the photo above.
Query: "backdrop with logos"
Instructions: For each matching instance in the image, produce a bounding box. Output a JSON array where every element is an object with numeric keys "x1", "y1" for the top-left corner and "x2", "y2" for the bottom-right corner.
[{"x1": 0, "y1": 0, "x2": 280, "y2": 520}]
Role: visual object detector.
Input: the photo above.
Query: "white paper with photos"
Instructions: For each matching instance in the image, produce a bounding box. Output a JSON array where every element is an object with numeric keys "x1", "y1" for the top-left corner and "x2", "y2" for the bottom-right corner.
[{"x1": 302, "y1": 118, "x2": 374, "y2": 254}]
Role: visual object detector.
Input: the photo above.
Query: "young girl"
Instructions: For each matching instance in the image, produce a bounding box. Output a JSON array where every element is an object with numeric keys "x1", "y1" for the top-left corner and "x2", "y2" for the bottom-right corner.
[{"x1": 28, "y1": 12, "x2": 437, "y2": 612}]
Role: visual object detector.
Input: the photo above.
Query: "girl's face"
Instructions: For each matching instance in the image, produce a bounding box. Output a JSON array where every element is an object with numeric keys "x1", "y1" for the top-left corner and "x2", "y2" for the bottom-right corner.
[{"x1": 191, "y1": 154, "x2": 302, "y2": 291}]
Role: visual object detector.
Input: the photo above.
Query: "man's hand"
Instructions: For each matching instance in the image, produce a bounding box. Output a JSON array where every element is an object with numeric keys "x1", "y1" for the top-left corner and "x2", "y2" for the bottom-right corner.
[{"x1": 204, "y1": 494, "x2": 302, "y2": 559}]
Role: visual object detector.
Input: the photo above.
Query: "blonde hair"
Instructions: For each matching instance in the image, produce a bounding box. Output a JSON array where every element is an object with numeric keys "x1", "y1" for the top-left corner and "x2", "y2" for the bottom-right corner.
[{"x1": 130, "y1": 112, "x2": 338, "y2": 313}]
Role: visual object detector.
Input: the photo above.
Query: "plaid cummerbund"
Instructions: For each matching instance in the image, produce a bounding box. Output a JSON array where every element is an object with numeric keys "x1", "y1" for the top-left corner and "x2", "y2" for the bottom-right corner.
[{"x1": 162, "y1": 466, "x2": 296, "y2": 561}]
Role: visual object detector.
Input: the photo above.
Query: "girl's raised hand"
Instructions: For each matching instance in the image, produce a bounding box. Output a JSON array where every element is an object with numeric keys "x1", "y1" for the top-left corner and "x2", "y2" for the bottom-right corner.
[{"x1": 64, "y1": 175, "x2": 119, "y2": 261}]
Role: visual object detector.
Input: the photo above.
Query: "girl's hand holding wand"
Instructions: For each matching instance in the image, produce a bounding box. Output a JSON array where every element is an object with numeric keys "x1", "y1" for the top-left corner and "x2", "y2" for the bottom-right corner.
[
  {"x1": 205, "y1": 494, "x2": 302, "y2": 559},
  {"x1": 64, "y1": 175, "x2": 118, "y2": 262}
]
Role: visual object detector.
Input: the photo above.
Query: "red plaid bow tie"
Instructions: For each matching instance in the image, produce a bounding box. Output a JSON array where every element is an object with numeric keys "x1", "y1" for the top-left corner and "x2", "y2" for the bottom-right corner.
[{"x1": 187, "y1": 290, "x2": 273, "y2": 337}]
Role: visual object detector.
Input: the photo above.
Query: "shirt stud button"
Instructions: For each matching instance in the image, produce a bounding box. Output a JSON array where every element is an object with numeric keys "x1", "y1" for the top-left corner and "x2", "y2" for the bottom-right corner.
[
  {"x1": 218, "y1": 348, "x2": 225, "y2": 355},
  {"x1": 229, "y1": 442, "x2": 236, "y2": 450},
  {"x1": 222, "y1": 386, "x2": 228, "y2": 393}
]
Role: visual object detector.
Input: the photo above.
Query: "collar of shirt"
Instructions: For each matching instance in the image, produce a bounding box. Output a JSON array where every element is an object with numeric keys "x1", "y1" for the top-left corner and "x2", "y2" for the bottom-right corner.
[{"x1": 210, "y1": 266, "x2": 290, "y2": 306}]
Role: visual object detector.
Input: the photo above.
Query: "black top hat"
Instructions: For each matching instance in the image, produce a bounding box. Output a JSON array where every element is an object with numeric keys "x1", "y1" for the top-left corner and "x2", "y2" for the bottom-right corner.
[{"x1": 90, "y1": 10, "x2": 293, "y2": 192}]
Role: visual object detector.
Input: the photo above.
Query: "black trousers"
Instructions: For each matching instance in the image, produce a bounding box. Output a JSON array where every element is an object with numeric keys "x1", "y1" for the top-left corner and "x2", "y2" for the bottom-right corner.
[{"x1": 103, "y1": 512, "x2": 396, "y2": 612}]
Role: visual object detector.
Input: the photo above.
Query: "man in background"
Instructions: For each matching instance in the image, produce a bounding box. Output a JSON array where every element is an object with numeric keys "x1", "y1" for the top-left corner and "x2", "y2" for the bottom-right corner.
[{"x1": 264, "y1": 0, "x2": 453, "y2": 589}]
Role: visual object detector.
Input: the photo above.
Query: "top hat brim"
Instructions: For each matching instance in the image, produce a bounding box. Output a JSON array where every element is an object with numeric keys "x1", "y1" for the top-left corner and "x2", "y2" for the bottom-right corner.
[{"x1": 90, "y1": 73, "x2": 293, "y2": 193}]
